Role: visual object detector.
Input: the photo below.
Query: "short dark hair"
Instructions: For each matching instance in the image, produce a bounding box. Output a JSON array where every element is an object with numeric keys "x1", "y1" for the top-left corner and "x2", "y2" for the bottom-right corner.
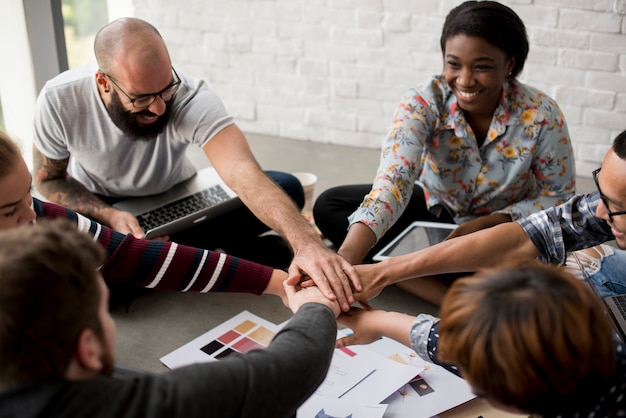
[
  {"x1": 440, "y1": 1, "x2": 529, "y2": 78},
  {"x1": 612, "y1": 129, "x2": 626, "y2": 159},
  {"x1": 0, "y1": 220, "x2": 105, "y2": 386}
]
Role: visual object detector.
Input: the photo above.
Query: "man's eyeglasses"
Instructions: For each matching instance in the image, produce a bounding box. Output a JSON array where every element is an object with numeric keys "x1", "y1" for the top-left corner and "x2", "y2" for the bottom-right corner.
[
  {"x1": 592, "y1": 167, "x2": 626, "y2": 222},
  {"x1": 103, "y1": 68, "x2": 181, "y2": 108}
]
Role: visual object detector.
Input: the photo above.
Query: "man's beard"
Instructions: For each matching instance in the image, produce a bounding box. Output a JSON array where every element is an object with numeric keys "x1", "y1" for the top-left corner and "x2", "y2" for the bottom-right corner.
[{"x1": 106, "y1": 90, "x2": 173, "y2": 141}]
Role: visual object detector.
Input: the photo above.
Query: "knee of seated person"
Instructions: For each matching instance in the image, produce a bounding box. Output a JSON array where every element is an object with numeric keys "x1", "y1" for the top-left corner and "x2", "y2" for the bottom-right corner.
[
  {"x1": 565, "y1": 245, "x2": 626, "y2": 297},
  {"x1": 565, "y1": 244, "x2": 614, "y2": 278},
  {"x1": 265, "y1": 171, "x2": 305, "y2": 209},
  {"x1": 312, "y1": 187, "x2": 348, "y2": 218},
  {"x1": 312, "y1": 188, "x2": 330, "y2": 214}
]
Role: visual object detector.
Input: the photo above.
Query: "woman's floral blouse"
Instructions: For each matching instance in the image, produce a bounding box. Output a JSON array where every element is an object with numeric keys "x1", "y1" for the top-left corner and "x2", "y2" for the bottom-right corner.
[{"x1": 349, "y1": 75, "x2": 575, "y2": 241}]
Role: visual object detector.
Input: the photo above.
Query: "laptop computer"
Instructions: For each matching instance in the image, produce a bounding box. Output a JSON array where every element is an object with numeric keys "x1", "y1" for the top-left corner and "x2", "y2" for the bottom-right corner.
[
  {"x1": 373, "y1": 221, "x2": 457, "y2": 261},
  {"x1": 571, "y1": 251, "x2": 626, "y2": 342},
  {"x1": 113, "y1": 166, "x2": 242, "y2": 239}
]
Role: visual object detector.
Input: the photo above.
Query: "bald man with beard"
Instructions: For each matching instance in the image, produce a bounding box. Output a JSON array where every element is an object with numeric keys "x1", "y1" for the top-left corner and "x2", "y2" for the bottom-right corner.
[{"x1": 32, "y1": 17, "x2": 361, "y2": 312}]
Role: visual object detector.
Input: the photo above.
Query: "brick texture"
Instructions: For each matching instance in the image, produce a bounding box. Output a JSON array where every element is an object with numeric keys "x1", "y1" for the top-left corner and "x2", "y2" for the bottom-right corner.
[{"x1": 132, "y1": 0, "x2": 626, "y2": 178}]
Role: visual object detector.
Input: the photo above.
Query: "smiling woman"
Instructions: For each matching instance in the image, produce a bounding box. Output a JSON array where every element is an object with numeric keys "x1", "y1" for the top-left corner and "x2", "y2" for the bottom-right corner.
[
  {"x1": 313, "y1": 0, "x2": 576, "y2": 305},
  {"x1": 443, "y1": 34, "x2": 515, "y2": 142}
]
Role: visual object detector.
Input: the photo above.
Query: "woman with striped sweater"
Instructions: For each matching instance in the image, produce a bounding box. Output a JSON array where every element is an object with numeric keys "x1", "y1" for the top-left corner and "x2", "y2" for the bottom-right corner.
[{"x1": 0, "y1": 130, "x2": 288, "y2": 303}]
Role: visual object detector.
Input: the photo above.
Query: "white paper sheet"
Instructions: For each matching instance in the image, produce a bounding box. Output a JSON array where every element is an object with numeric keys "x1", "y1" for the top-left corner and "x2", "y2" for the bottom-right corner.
[
  {"x1": 382, "y1": 361, "x2": 475, "y2": 418},
  {"x1": 296, "y1": 330, "x2": 424, "y2": 418},
  {"x1": 159, "y1": 310, "x2": 280, "y2": 369},
  {"x1": 301, "y1": 400, "x2": 388, "y2": 418},
  {"x1": 160, "y1": 312, "x2": 474, "y2": 418}
]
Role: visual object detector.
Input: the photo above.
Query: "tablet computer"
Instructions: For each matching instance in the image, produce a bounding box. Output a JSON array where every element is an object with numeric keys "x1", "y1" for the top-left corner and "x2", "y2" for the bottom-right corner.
[{"x1": 372, "y1": 221, "x2": 457, "y2": 261}]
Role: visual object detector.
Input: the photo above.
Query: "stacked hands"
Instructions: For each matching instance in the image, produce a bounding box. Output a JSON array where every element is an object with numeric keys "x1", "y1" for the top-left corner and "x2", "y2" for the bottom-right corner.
[
  {"x1": 284, "y1": 261, "x2": 384, "y2": 308},
  {"x1": 280, "y1": 242, "x2": 386, "y2": 312},
  {"x1": 283, "y1": 260, "x2": 388, "y2": 345}
]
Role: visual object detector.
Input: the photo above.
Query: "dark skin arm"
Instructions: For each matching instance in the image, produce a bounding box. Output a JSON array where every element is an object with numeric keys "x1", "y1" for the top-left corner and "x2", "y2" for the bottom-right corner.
[
  {"x1": 32, "y1": 145, "x2": 146, "y2": 238},
  {"x1": 445, "y1": 212, "x2": 512, "y2": 240},
  {"x1": 390, "y1": 213, "x2": 514, "y2": 305},
  {"x1": 354, "y1": 221, "x2": 541, "y2": 302}
]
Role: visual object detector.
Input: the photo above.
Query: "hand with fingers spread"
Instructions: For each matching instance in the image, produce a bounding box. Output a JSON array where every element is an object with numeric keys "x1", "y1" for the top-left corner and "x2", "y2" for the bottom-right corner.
[{"x1": 287, "y1": 244, "x2": 361, "y2": 312}]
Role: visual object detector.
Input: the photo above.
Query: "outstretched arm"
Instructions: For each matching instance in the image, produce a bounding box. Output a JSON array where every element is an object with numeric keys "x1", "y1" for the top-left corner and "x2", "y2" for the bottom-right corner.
[
  {"x1": 36, "y1": 198, "x2": 289, "y2": 298},
  {"x1": 336, "y1": 307, "x2": 414, "y2": 348},
  {"x1": 336, "y1": 222, "x2": 378, "y2": 264},
  {"x1": 445, "y1": 212, "x2": 512, "y2": 240},
  {"x1": 203, "y1": 124, "x2": 361, "y2": 311},
  {"x1": 161, "y1": 301, "x2": 338, "y2": 418},
  {"x1": 355, "y1": 221, "x2": 540, "y2": 302},
  {"x1": 33, "y1": 146, "x2": 146, "y2": 238}
]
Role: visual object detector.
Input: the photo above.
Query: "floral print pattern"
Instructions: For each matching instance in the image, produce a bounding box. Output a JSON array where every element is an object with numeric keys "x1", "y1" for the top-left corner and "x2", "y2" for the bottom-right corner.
[{"x1": 349, "y1": 75, "x2": 576, "y2": 240}]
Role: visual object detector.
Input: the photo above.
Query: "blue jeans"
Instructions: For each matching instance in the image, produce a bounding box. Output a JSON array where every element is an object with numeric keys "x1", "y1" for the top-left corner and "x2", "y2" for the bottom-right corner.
[{"x1": 570, "y1": 245, "x2": 626, "y2": 297}]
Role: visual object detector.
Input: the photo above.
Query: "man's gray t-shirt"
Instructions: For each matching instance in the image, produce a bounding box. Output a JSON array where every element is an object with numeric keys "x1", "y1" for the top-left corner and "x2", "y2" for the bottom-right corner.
[{"x1": 33, "y1": 62, "x2": 234, "y2": 198}]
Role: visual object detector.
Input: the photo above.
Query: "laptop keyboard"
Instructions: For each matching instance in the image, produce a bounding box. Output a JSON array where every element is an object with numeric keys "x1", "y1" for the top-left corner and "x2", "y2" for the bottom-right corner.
[
  {"x1": 136, "y1": 185, "x2": 231, "y2": 231},
  {"x1": 614, "y1": 294, "x2": 626, "y2": 318}
]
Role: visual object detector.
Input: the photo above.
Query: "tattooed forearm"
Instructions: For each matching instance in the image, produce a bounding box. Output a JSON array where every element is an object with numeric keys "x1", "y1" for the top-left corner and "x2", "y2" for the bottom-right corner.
[{"x1": 32, "y1": 146, "x2": 111, "y2": 220}]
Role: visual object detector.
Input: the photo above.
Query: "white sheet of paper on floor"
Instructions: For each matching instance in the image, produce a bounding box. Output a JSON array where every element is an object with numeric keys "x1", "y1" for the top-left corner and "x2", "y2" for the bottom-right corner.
[{"x1": 160, "y1": 311, "x2": 474, "y2": 418}]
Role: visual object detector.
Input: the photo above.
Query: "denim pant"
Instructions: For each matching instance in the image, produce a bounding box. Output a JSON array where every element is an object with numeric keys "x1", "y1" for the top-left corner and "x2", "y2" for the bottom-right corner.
[{"x1": 570, "y1": 244, "x2": 626, "y2": 297}]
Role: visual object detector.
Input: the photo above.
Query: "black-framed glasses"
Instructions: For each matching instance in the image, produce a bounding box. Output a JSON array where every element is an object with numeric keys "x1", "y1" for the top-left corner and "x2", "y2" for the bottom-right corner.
[
  {"x1": 104, "y1": 67, "x2": 181, "y2": 108},
  {"x1": 592, "y1": 167, "x2": 626, "y2": 222}
]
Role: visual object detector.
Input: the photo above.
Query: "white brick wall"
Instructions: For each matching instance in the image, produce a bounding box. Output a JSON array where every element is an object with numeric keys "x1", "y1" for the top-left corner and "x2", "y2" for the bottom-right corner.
[{"x1": 131, "y1": 0, "x2": 626, "y2": 178}]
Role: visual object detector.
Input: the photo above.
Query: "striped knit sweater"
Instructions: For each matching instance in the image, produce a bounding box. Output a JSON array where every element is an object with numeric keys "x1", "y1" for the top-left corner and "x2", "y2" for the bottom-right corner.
[{"x1": 33, "y1": 198, "x2": 273, "y2": 294}]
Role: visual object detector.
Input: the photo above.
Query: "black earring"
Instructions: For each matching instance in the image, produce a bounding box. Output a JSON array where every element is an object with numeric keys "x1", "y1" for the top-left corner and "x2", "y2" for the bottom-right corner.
[{"x1": 104, "y1": 89, "x2": 110, "y2": 93}]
